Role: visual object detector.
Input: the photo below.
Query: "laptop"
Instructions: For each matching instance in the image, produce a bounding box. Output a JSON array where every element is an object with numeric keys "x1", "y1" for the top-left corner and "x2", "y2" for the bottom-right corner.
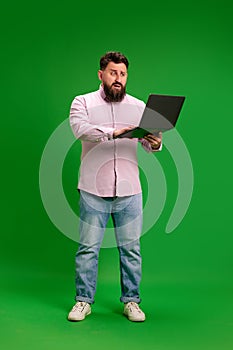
[{"x1": 116, "y1": 93, "x2": 185, "y2": 138}]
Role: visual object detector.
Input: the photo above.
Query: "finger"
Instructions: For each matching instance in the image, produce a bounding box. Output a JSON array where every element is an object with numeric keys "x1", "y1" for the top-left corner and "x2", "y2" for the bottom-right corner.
[
  {"x1": 145, "y1": 138, "x2": 159, "y2": 146},
  {"x1": 145, "y1": 135, "x2": 161, "y2": 142},
  {"x1": 124, "y1": 125, "x2": 135, "y2": 131}
]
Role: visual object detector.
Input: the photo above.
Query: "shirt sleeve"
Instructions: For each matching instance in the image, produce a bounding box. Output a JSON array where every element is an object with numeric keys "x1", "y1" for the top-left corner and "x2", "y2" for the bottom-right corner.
[{"x1": 69, "y1": 96, "x2": 115, "y2": 142}]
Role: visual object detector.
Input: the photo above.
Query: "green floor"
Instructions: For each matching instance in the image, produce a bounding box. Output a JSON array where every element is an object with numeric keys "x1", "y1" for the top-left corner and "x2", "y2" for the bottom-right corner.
[{"x1": 1, "y1": 251, "x2": 233, "y2": 350}]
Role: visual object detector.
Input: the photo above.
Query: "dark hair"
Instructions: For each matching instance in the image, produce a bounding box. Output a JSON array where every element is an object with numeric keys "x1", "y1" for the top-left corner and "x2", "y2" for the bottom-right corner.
[{"x1": 100, "y1": 51, "x2": 129, "y2": 70}]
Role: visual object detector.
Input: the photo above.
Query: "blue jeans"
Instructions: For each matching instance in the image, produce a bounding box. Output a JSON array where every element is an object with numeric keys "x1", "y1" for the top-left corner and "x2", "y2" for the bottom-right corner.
[{"x1": 75, "y1": 190, "x2": 143, "y2": 304}]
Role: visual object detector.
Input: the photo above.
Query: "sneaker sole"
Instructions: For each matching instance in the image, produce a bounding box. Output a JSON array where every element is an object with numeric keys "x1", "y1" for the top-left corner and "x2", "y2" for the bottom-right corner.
[
  {"x1": 68, "y1": 309, "x2": 91, "y2": 322},
  {"x1": 123, "y1": 312, "x2": 146, "y2": 322}
]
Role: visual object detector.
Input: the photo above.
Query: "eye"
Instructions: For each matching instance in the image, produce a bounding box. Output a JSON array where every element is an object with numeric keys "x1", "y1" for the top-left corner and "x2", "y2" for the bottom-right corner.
[{"x1": 121, "y1": 72, "x2": 126, "y2": 77}]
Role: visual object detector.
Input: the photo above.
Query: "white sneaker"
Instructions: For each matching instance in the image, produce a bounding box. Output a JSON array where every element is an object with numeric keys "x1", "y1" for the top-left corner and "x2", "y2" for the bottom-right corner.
[
  {"x1": 67, "y1": 301, "x2": 91, "y2": 321},
  {"x1": 123, "y1": 302, "x2": 146, "y2": 322}
]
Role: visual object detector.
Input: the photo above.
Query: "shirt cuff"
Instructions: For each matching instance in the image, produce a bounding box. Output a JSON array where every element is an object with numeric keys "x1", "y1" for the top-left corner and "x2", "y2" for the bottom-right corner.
[
  {"x1": 107, "y1": 130, "x2": 114, "y2": 141},
  {"x1": 96, "y1": 127, "x2": 115, "y2": 141}
]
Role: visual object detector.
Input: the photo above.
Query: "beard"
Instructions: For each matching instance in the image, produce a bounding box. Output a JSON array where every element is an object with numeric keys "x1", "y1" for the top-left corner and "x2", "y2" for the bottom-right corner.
[{"x1": 103, "y1": 81, "x2": 126, "y2": 102}]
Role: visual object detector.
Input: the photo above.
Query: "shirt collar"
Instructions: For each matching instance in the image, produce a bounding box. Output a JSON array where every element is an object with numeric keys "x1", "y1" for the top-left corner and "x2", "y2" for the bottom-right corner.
[{"x1": 99, "y1": 84, "x2": 107, "y2": 101}]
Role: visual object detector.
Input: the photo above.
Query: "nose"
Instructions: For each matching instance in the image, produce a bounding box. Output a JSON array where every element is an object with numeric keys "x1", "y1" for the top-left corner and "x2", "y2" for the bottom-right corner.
[{"x1": 115, "y1": 72, "x2": 122, "y2": 82}]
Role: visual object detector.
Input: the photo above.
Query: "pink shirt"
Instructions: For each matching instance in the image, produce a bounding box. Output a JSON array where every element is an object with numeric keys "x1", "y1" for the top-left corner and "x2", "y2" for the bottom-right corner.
[{"x1": 69, "y1": 86, "x2": 159, "y2": 197}]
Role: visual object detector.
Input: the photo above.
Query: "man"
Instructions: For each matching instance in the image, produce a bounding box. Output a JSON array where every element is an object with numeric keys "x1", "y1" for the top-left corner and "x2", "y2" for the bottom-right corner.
[{"x1": 68, "y1": 51, "x2": 162, "y2": 322}]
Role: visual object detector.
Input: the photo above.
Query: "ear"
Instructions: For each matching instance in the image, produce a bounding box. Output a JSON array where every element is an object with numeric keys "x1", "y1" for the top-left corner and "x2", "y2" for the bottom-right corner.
[{"x1": 98, "y1": 70, "x2": 103, "y2": 81}]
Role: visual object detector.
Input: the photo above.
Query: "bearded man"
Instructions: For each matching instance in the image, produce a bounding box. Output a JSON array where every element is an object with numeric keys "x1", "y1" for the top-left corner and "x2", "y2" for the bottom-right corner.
[{"x1": 68, "y1": 51, "x2": 162, "y2": 322}]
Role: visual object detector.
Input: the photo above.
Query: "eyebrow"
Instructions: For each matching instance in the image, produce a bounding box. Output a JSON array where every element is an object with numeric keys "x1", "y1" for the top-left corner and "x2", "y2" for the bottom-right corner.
[{"x1": 109, "y1": 69, "x2": 127, "y2": 73}]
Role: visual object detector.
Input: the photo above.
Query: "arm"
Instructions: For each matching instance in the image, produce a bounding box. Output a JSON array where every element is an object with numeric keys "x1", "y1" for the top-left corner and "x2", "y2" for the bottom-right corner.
[
  {"x1": 70, "y1": 96, "x2": 137, "y2": 142},
  {"x1": 70, "y1": 96, "x2": 115, "y2": 142}
]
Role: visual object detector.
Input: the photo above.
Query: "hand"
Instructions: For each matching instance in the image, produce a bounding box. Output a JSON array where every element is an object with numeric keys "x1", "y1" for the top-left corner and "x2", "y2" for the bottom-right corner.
[
  {"x1": 143, "y1": 132, "x2": 162, "y2": 150},
  {"x1": 113, "y1": 126, "x2": 135, "y2": 138}
]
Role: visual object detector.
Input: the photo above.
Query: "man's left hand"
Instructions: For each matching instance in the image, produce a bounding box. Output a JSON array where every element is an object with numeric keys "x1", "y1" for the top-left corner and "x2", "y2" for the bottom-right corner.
[{"x1": 143, "y1": 132, "x2": 162, "y2": 150}]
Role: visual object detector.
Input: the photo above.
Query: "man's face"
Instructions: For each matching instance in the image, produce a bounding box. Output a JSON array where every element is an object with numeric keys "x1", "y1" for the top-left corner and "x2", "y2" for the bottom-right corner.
[{"x1": 98, "y1": 62, "x2": 128, "y2": 102}]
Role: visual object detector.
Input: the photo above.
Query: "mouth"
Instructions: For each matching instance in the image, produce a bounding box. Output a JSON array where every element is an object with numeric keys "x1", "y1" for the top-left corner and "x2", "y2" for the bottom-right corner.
[{"x1": 112, "y1": 83, "x2": 122, "y2": 89}]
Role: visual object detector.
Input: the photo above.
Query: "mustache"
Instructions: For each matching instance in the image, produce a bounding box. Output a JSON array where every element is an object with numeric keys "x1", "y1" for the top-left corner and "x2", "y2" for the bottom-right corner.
[{"x1": 112, "y1": 82, "x2": 123, "y2": 87}]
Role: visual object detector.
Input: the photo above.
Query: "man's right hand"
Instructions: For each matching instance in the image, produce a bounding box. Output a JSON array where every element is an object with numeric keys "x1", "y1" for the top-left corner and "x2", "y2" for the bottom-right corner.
[{"x1": 113, "y1": 126, "x2": 135, "y2": 139}]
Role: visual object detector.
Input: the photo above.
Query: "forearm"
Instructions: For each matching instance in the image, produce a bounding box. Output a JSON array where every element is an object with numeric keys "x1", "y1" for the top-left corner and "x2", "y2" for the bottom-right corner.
[{"x1": 71, "y1": 122, "x2": 115, "y2": 142}]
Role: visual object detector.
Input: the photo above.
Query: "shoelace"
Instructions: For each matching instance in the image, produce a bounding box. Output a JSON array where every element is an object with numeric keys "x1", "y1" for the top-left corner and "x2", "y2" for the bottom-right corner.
[
  {"x1": 127, "y1": 302, "x2": 142, "y2": 313},
  {"x1": 72, "y1": 302, "x2": 87, "y2": 312}
]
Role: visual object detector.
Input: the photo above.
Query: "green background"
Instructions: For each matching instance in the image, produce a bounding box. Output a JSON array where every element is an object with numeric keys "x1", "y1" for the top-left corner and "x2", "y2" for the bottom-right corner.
[{"x1": 1, "y1": 0, "x2": 233, "y2": 349}]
